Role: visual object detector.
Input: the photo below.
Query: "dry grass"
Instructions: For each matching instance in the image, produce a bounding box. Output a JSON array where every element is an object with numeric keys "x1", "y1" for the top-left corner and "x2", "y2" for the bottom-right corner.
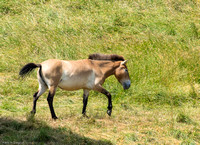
[{"x1": 1, "y1": 88, "x2": 200, "y2": 144}]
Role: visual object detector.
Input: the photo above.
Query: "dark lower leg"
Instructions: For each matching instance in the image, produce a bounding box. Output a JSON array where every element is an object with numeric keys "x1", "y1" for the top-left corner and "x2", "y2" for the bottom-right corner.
[
  {"x1": 82, "y1": 94, "x2": 88, "y2": 115},
  {"x1": 94, "y1": 85, "x2": 113, "y2": 116},
  {"x1": 31, "y1": 91, "x2": 38, "y2": 114},
  {"x1": 47, "y1": 92, "x2": 57, "y2": 119},
  {"x1": 101, "y1": 89, "x2": 112, "y2": 116},
  {"x1": 106, "y1": 93, "x2": 112, "y2": 116}
]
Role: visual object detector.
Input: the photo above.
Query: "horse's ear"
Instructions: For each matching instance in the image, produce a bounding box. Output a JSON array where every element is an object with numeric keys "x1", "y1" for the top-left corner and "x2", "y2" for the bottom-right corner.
[{"x1": 121, "y1": 60, "x2": 128, "y2": 65}]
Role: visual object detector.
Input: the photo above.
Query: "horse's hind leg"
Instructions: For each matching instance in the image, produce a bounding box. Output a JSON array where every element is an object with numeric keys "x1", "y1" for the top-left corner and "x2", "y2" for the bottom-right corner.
[
  {"x1": 47, "y1": 86, "x2": 58, "y2": 119},
  {"x1": 31, "y1": 83, "x2": 47, "y2": 114},
  {"x1": 82, "y1": 89, "x2": 89, "y2": 116}
]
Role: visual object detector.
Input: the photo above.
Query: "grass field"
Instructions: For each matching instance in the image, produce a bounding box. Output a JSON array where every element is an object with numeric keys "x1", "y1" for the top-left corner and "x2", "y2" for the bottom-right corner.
[{"x1": 0, "y1": 0, "x2": 200, "y2": 144}]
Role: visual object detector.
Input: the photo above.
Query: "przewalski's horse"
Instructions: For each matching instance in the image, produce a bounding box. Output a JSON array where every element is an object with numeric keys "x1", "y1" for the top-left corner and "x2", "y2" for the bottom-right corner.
[{"x1": 19, "y1": 54, "x2": 131, "y2": 119}]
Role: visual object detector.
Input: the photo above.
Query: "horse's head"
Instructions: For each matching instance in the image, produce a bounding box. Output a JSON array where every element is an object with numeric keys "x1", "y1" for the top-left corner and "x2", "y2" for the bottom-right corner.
[{"x1": 114, "y1": 60, "x2": 131, "y2": 90}]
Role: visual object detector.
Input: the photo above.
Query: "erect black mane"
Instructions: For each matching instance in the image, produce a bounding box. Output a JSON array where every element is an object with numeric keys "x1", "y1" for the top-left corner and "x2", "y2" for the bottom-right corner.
[{"x1": 88, "y1": 53, "x2": 125, "y2": 61}]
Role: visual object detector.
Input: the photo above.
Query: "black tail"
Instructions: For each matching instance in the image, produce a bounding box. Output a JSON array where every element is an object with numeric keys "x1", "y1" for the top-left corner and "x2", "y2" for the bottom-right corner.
[{"x1": 19, "y1": 63, "x2": 40, "y2": 77}]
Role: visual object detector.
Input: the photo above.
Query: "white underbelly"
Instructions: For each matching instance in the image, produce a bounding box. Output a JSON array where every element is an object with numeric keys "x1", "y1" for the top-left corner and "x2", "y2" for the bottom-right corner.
[{"x1": 58, "y1": 75, "x2": 95, "y2": 91}]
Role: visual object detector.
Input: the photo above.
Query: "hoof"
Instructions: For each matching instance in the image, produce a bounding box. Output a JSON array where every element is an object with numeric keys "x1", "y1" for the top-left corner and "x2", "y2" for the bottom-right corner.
[
  {"x1": 82, "y1": 113, "x2": 89, "y2": 118},
  {"x1": 52, "y1": 116, "x2": 58, "y2": 120},
  {"x1": 30, "y1": 110, "x2": 36, "y2": 114},
  {"x1": 107, "y1": 110, "x2": 112, "y2": 116}
]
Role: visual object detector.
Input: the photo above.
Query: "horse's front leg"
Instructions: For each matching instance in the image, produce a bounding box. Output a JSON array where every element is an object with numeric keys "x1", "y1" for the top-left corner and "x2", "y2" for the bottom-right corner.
[
  {"x1": 82, "y1": 89, "x2": 89, "y2": 116},
  {"x1": 94, "y1": 85, "x2": 112, "y2": 116}
]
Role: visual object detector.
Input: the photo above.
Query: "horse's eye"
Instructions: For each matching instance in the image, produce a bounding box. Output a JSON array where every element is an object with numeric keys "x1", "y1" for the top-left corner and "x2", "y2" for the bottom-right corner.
[{"x1": 124, "y1": 69, "x2": 128, "y2": 72}]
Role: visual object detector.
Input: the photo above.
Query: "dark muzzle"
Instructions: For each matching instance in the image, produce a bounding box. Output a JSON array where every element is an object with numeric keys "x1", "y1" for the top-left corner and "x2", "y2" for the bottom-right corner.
[{"x1": 122, "y1": 81, "x2": 131, "y2": 90}]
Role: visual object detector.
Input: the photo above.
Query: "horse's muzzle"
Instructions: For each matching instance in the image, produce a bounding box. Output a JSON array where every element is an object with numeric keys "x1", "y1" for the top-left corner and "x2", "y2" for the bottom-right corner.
[{"x1": 122, "y1": 80, "x2": 131, "y2": 90}]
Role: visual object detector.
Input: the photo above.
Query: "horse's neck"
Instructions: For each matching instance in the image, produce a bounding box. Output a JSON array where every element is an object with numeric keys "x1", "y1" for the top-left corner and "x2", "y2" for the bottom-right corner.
[{"x1": 97, "y1": 61, "x2": 120, "y2": 79}]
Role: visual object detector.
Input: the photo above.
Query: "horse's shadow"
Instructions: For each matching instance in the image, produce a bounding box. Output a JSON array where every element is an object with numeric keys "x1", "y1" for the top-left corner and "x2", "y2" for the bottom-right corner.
[{"x1": 0, "y1": 115, "x2": 112, "y2": 145}]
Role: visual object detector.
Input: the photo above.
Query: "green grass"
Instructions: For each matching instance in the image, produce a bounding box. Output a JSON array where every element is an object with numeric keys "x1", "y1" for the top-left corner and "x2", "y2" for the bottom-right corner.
[{"x1": 0, "y1": 0, "x2": 200, "y2": 144}]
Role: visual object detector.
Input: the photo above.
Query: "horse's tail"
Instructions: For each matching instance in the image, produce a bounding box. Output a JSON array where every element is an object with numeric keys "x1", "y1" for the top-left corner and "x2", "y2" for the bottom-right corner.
[
  {"x1": 19, "y1": 63, "x2": 41, "y2": 77},
  {"x1": 19, "y1": 63, "x2": 47, "y2": 86}
]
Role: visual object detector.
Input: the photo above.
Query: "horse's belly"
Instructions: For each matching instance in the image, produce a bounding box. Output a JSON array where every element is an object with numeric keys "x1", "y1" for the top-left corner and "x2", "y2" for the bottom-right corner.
[{"x1": 58, "y1": 76, "x2": 94, "y2": 91}]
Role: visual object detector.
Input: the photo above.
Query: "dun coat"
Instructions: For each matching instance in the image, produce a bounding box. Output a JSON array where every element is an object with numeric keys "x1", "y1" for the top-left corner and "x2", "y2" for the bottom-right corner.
[{"x1": 19, "y1": 54, "x2": 131, "y2": 119}]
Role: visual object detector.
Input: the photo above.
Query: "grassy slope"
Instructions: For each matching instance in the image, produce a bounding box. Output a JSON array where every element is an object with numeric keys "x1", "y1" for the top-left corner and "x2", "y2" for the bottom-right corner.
[{"x1": 0, "y1": 0, "x2": 200, "y2": 144}]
